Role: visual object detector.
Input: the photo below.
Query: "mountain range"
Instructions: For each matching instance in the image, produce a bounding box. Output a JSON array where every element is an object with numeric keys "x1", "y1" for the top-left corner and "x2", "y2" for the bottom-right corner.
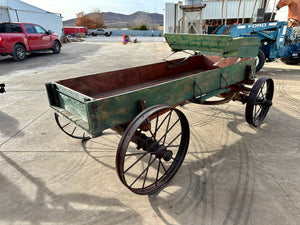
[{"x1": 63, "y1": 11, "x2": 164, "y2": 29}]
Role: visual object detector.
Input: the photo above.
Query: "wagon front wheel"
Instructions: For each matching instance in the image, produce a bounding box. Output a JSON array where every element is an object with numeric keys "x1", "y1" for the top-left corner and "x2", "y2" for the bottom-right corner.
[
  {"x1": 246, "y1": 77, "x2": 274, "y2": 127},
  {"x1": 116, "y1": 105, "x2": 190, "y2": 195},
  {"x1": 54, "y1": 113, "x2": 91, "y2": 140}
]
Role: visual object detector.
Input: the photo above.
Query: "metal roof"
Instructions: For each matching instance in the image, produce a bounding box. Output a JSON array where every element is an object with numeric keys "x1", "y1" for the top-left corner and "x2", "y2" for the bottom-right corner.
[
  {"x1": 202, "y1": 0, "x2": 260, "y2": 20},
  {"x1": 0, "y1": 0, "x2": 47, "y2": 13}
]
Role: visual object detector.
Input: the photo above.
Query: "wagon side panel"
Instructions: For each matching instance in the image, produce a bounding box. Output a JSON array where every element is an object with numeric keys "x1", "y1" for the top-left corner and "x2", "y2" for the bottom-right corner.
[{"x1": 86, "y1": 59, "x2": 255, "y2": 136}]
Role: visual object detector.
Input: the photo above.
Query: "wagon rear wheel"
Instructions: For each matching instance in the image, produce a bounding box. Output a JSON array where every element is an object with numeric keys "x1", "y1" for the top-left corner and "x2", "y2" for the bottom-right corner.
[
  {"x1": 246, "y1": 77, "x2": 274, "y2": 127},
  {"x1": 54, "y1": 113, "x2": 91, "y2": 140},
  {"x1": 116, "y1": 105, "x2": 190, "y2": 195}
]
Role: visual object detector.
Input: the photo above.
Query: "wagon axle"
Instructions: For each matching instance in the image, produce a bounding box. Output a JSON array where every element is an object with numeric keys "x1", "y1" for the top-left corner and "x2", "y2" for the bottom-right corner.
[
  {"x1": 255, "y1": 98, "x2": 273, "y2": 107},
  {"x1": 136, "y1": 133, "x2": 173, "y2": 161}
]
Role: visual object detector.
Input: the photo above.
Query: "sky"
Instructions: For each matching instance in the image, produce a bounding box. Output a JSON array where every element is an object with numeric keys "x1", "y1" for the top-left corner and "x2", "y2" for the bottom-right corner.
[{"x1": 21, "y1": 0, "x2": 167, "y2": 20}]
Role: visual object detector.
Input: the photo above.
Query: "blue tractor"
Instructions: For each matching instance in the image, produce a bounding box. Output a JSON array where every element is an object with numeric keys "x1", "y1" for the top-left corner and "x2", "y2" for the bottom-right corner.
[{"x1": 211, "y1": 18, "x2": 300, "y2": 71}]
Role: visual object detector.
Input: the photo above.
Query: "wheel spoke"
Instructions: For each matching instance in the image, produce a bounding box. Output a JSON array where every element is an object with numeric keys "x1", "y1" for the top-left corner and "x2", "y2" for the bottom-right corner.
[
  {"x1": 129, "y1": 156, "x2": 157, "y2": 188},
  {"x1": 166, "y1": 132, "x2": 182, "y2": 148},
  {"x1": 71, "y1": 127, "x2": 77, "y2": 136},
  {"x1": 155, "y1": 160, "x2": 161, "y2": 186},
  {"x1": 124, "y1": 152, "x2": 148, "y2": 174},
  {"x1": 162, "y1": 110, "x2": 173, "y2": 145},
  {"x1": 142, "y1": 155, "x2": 153, "y2": 188},
  {"x1": 156, "y1": 111, "x2": 172, "y2": 136},
  {"x1": 258, "y1": 83, "x2": 266, "y2": 98},
  {"x1": 62, "y1": 122, "x2": 70, "y2": 129},
  {"x1": 260, "y1": 82, "x2": 266, "y2": 92},
  {"x1": 126, "y1": 152, "x2": 149, "y2": 157},
  {"x1": 158, "y1": 118, "x2": 180, "y2": 144},
  {"x1": 144, "y1": 119, "x2": 158, "y2": 144},
  {"x1": 160, "y1": 161, "x2": 168, "y2": 173},
  {"x1": 153, "y1": 112, "x2": 160, "y2": 140},
  {"x1": 254, "y1": 105, "x2": 263, "y2": 119},
  {"x1": 262, "y1": 91, "x2": 267, "y2": 100}
]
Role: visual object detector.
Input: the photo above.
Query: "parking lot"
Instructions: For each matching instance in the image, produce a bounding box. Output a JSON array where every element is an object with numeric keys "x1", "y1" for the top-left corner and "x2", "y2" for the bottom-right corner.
[{"x1": 0, "y1": 38, "x2": 299, "y2": 225}]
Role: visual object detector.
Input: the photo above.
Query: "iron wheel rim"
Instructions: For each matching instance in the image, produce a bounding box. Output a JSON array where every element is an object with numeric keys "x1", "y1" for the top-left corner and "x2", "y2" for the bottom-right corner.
[
  {"x1": 246, "y1": 77, "x2": 274, "y2": 126},
  {"x1": 116, "y1": 105, "x2": 190, "y2": 195},
  {"x1": 54, "y1": 113, "x2": 91, "y2": 140}
]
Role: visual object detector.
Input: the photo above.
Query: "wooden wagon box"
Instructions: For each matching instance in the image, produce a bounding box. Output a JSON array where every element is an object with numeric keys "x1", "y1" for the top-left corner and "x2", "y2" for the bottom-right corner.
[
  {"x1": 46, "y1": 35, "x2": 259, "y2": 137},
  {"x1": 45, "y1": 34, "x2": 274, "y2": 195}
]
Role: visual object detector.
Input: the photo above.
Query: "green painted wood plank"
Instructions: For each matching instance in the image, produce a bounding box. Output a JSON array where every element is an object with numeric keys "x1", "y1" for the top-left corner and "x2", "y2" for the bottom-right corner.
[
  {"x1": 164, "y1": 34, "x2": 260, "y2": 58},
  {"x1": 51, "y1": 106, "x2": 91, "y2": 133},
  {"x1": 53, "y1": 83, "x2": 93, "y2": 123}
]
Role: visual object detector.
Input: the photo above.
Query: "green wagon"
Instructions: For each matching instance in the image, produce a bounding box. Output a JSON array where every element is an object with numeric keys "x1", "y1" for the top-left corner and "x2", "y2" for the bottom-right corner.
[{"x1": 46, "y1": 34, "x2": 274, "y2": 195}]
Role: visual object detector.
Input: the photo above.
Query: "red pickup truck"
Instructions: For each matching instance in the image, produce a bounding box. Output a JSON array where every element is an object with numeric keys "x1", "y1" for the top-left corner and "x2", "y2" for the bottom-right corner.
[{"x1": 0, "y1": 22, "x2": 62, "y2": 61}]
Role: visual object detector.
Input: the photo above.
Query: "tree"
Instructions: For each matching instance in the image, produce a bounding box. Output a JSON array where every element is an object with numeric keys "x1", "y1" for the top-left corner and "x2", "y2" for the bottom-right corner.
[
  {"x1": 133, "y1": 24, "x2": 149, "y2": 30},
  {"x1": 75, "y1": 11, "x2": 96, "y2": 29},
  {"x1": 91, "y1": 9, "x2": 106, "y2": 28},
  {"x1": 128, "y1": 13, "x2": 154, "y2": 30}
]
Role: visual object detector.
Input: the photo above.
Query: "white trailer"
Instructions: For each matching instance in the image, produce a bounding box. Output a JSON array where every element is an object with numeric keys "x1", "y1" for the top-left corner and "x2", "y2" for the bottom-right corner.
[{"x1": 0, "y1": 0, "x2": 64, "y2": 39}]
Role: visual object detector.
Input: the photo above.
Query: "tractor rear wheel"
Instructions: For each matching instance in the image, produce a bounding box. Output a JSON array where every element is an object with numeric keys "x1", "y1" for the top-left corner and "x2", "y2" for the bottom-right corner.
[{"x1": 255, "y1": 49, "x2": 265, "y2": 72}]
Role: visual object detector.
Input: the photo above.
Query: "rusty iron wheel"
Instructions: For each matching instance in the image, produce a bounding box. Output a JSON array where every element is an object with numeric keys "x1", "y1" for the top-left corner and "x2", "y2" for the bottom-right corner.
[
  {"x1": 246, "y1": 77, "x2": 274, "y2": 127},
  {"x1": 54, "y1": 113, "x2": 91, "y2": 140},
  {"x1": 116, "y1": 105, "x2": 190, "y2": 195}
]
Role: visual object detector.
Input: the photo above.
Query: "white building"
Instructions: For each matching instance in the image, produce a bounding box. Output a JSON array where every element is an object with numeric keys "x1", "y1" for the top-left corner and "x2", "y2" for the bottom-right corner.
[
  {"x1": 164, "y1": 0, "x2": 289, "y2": 34},
  {"x1": 0, "y1": 0, "x2": 64, "y2": 38}
]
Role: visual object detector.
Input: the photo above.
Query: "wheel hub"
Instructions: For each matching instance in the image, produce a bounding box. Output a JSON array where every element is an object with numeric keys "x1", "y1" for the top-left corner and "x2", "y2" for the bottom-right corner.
[
  {"x1": 136, "y1": 133, "x2": 173, "y2": 161},
  {"x1": 17, "y1": 49, "x2": 24, "y2": 57},
  {"x1": 255, "y1": 98, "x2": 273, "y2": 107},
  {"x1": 156, "y1": 146, "x2": 173, "y2": 161}
]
